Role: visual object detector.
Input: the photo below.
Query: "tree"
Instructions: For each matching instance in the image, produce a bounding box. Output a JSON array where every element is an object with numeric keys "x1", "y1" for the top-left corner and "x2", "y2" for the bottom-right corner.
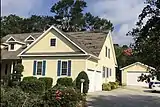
[{"x1": 127, "y1": 0, "x2": 160, "y2": 81}]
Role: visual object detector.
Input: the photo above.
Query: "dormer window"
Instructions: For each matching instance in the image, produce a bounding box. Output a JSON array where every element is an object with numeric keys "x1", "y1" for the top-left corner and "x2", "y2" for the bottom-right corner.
[
  {"x1": 6, "y1": 36, "x2": 16, "y2": 42},
  {"x1": 25, "y1": 35, "x2": 35, "y2": 42},
  {"x1": 10, "y1": 44, "x2": 14, "y2": 50},
  {"x1": 50, "y1": 39, "x2": 56, "y2": 46}
]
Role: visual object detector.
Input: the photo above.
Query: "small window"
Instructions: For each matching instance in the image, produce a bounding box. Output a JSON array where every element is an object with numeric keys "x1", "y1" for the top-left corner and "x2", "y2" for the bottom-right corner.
[
  {"x1": 106, "y1": 68, "x2": 109, "y2": 78},
  {"x1": 110, "y1": 68, "x2": 112, "y2": 76},
  {"x1": 37, "y1": 61, "x2": 43, "y2": 75},
  {"x1": 10, "y1": 44, "x2": 14, "y2": 50},
  {"x1": 50, "y1": 39, "x2": 56, "y2": 46},
  {"x1": 61, "y1": 61, "x2": 68, "y2": 75},
  {"x1": 102, "y1": 66, "x2": 105, "y2": 78},
  {"x1": 108, "y1": 49, "x2": 110, "y2": 58},
  {"x1": 105, "y1": 47, "x2": 108, "y2": 57}
]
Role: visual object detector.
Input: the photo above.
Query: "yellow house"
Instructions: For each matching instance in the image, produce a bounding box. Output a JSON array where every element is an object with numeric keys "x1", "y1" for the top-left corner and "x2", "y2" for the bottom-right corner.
[
  {"x1": 121, "y1": 62, "x2": 155, "y2": 87},
  {"x1": 1, "y1": 25, "x2": 117, "y2": 92}
]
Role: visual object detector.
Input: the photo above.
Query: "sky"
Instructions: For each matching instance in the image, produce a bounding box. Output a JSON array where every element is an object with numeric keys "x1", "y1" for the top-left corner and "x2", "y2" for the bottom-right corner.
[{"x1": 1, "y1": 0, "x2": 146, "y2": 45}]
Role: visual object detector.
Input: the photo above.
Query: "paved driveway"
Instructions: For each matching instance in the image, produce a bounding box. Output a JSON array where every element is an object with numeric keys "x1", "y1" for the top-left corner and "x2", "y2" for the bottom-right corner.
[{"x1": 87, "y1": 87, "x2": 160, "y2": 107}]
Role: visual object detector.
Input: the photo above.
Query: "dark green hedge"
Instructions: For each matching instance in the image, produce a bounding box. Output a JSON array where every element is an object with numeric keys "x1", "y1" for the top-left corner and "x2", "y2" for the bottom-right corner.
[
  {"x1": 76, "y1": 71, "x2": 89, "y2": 94},
  {"x1": 23, "y1": 76, "x2": 37, "y2": 81},
  {"x1": 39, "y1": 77, "x2": 53, "y2": 90},
  {"x1": 20, "y1": 79, "x2": 45, "y2": 94},
  {"x1": 57, "y1": 77, "x2": 73, "y2": 87}
]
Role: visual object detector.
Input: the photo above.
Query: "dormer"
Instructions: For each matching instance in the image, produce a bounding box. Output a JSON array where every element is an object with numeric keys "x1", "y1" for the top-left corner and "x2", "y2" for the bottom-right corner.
[
  {"x1": 6, "y1": 36, "x2": 25, "y2": 51},
  {"x1": 24, "y1": 35, "x2": 35, "y2": 45}
]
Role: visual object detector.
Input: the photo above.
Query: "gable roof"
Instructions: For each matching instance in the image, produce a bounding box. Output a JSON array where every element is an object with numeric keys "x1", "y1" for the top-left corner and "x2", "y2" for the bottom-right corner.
[
  {"x1": 120, "y1": 62, "x2": 155, "y2": 70},
  {"x1": 19, "y1": 26, "x2": 109, "y2": 58}
]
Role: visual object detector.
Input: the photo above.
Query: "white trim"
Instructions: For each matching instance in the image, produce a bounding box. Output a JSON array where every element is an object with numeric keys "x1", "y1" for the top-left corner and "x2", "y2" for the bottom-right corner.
[
  {"x1": 60, "y1": 61, "x2": 68, "y2": 76},
  {"x1": 24, "y1": 35, "x2": 35, "y2": 41},
  {"x1": 6, "y1": 36, "x2": 16, "y2": 42},
  {"x1": 2, "y1": 43, "x2": 8, "y2": 46},
  {"x1": 18, "y1": 25, "x2": 88, "y2": 57},
  {"x1": 50, "y1": 38, "x2": 57, "y2": 47},
  {"x1": 120, "y1": 62, "x2": 156, "y2": 70},
  {"x1": 36, "y1": 60, "x2": 43, "y2": 76},
  {"x1": 19, "y1": 54, "x2": 89, "y2": 57}
]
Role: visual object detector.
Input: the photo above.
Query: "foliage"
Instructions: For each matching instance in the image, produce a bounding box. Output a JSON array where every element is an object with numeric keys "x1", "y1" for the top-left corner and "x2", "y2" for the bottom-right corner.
[
  {"x1": 39, "y1": 77, "x2": 53, "y2": 90},
  {"x1": 57, "y1": 77, "x2": 73, "y2": 87},
  {"x1": 23, "y1": 76, "x2": 37, "y2": 81},
  {"x1": 76, "y1": 71, "x2": 89, "y2": 94},
  {"x1": 109, "y1": 82, "x2": 118, "y2": 89},
  {"x1": 127, "y1": 0, "x2": 160, "y2": 81},
  {"x1": 20, "y1": 79, "x2": 45, "y2": 94},
  {"x1": 43, "y1": 85, "x2": 83, "y2": 107},
  {"x1": 1, "y1": 86, "x2": 43, "y2": 107},
  {"x1": 102, "y1": 83, "x2": 111, "y2": 91}
]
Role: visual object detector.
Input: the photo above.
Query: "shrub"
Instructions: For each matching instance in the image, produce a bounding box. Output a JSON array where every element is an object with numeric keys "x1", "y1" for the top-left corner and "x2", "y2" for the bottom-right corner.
[
  {"x1": 23, "y1": 76, "x2": 37, "y2": 81},
  {"x1": 20, "y1": 79, "x2": 45, "y2": 94},
  {"x1": 102, "y1": 83, "x2": 111, "y2": 91},
  {"x1": 57, "y1": 77, "x2": 73, "y2": 87},
  {"x1": 39, "y1": 77, "x2": 53, "y2": 90},
  {"x1": 109, "y1": 82, "x2": 117, "y2": 89},
  {"x1": 43, "y1": 85, "x2": 83, "y2": 107},
  {"x1": 76, "y1": 71, "x2": 89, "y2": 94}
]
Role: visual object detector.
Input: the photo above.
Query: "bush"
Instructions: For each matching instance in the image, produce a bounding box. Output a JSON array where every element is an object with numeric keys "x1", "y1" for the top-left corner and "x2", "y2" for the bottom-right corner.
[
  {"x1": 20, "y1": 79, "x2": 45, "y2": 94},
  {"x1": 23, "y1": 76, "x2": 37, "y2": 81},
  {"x1": 109, "y1": 82, "x2": 118, "y2": 89},
  {"x1": 102, "y1": 83, "x2": 111, "y2": 91},
  {"x1": 39, "y1": 77, "x2": 53, "y2": 90},
  {"x1": 43, "y1": 85, "x2": 83, "y2": 107},
  {"x1": 76, "y1": 71, "x2": 89, "y2": 94},
  {"x1": 57, "y1": 77, "x2": 73, "y2": 87},
  {"x1": 1, "y1": 86, "x2": 43, "y2": 107}
]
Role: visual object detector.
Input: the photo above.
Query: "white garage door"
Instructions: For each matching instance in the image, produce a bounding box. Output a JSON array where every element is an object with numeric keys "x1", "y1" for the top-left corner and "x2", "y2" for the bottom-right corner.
[
  {"x1": 127, "y1": 72, "x2": 149, "y2": 87},
  {"x1": 86, "y1": 69, "x2": 102, "y2": 92}
]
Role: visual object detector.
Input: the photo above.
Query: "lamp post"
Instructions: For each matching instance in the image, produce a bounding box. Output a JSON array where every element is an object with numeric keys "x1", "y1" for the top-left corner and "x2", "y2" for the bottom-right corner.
[{"x1": 80, "y1": 79, "x2": 85, "y2": 93}]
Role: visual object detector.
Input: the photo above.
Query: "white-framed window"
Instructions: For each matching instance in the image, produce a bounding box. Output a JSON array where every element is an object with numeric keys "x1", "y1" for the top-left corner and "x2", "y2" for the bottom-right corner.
[
  {"x1": 10, "y1": 44, "x2": 14, "y2": 50},
  {"x1": 110, "y1": 68, "x2": 112, "y2": 76},
  {"x1": 61, "y1": 61, "x2": 68, "y2": 75},
  {"x1": 50, "y1": 38, "x2": 56, "y2": 46},
  {"x1": 102, "y1": 66, "x2": 105, "y2": 78},
  {"x1": 36, "y1": 61, "x2": 43, "y2": 75}
]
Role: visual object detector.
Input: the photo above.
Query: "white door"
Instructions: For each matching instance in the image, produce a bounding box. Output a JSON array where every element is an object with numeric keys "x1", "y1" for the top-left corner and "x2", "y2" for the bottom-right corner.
[
  {"x1": 127, "y1": 72, "x2": 149, "y2": 87},
  {"x1": 95, "y1": 71, "x2": 102, "y2": 91},
  {"x1": 86, "y1": 70, "x2": 95, "y2": 92}
]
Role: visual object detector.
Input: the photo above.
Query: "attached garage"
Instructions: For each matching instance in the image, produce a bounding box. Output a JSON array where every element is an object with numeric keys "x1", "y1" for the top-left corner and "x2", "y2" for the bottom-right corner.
[
  {"x1": 121, "y1": 62, "x2": 155, "y2": 87},
  {"x1": 86, "y1": 69, "x2": 102, "y2": 92}
]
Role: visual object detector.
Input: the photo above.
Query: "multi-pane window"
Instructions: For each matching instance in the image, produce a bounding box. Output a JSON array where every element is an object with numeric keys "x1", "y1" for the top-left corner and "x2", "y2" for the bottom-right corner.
[
  {"x1": 10, "y1": 44, "x2": 14, "y2": 50},
  {"x1": 110, "y1": 68, "x2": 112, "y2": 76},
  {"x1": 50, "y1": 39, "x2": 56, "y2": 46},
  {"x1": 106, "y1": 68, "x2": 109, "y2": 78},
  {"x1": 61, "y1": 61, "x2": 68, "y2": 75},
  {"x1": 37, "y1": 61, "x2": 43, "y2": 75}
]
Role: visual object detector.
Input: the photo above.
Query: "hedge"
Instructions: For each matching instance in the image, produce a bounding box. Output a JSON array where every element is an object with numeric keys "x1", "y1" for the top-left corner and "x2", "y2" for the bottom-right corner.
[
  {"x1": 23, "y1": 76, "x2": 37, "y2": 81},
  {"x1": 39, "y1": 77, "x2": 53, "y2": 90},
  {"x1": 20, "y1": 79, "x2": 45, "y2": 94},
  {"x1": 76, "y1": 71, "x2": 89, "y2": 94},
  {"x1": 57, "y1": 77, "x2": 73, "y2": 87},
  {"x1": 102, "y1": 83, "x2": 111, "y2": 91}
]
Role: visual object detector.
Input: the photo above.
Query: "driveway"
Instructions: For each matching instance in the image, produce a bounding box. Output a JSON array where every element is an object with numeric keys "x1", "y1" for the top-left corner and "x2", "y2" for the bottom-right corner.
[{"x1": 87, "y1": 87, "x2": 160, "y2": 107}]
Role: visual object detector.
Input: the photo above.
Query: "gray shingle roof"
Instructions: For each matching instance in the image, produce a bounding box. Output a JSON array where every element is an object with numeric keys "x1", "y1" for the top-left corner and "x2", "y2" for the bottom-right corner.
[{"x1": 1, "y1": 30, "x2": 108, "y2": 59}]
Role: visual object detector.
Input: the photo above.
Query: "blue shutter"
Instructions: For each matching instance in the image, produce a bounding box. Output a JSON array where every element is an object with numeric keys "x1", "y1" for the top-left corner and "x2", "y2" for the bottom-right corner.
[
  {"x1": 42, "y1": 60, "x2": 46, "y2": 76},
  {"x1": 33, "y1": 61, "x2": 37, "y2": 75},
  {"x1": 68, "y1": 60, "x2": 71, "y2": 76},
  {"x1": 57, "y1": 60, "x2": 61, "y2": 76}
]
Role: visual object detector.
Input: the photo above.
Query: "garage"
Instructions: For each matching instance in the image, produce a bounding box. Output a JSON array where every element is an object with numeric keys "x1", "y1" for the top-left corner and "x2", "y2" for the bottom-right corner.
[
  {"x1": 126, "y1": 72, "x2": 149, "y2": 86},
  {"x1": 121, "y1": 62, "x2": 156, "y2": 87},
  {"x1": 86, "y1": 69, "x2": 102, "y2": 92}
]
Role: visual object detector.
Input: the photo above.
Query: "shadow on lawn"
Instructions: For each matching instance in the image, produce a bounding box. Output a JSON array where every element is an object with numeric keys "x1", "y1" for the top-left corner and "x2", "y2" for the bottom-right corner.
[{"x1": 87, "y1": 94, "x2": 160, "y2": 107}]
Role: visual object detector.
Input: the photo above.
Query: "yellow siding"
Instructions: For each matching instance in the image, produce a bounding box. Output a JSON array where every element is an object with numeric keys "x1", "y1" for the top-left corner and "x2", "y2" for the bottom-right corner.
[
  {"x1": 26, "y1": 29, "x2": 81, "y2": 53},
  {"x1": 122, "y1": 64, "x2": 150, "y2": 85},
  {"x1": 22, "y1": 57, "x2": 86, "y2": 86},
  {"x1": 98, "y1": 32, "x2": 116, "y2": 83}
]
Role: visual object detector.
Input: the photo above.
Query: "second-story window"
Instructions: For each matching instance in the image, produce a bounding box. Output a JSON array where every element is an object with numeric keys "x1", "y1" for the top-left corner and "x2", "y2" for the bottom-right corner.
[
  {"x1": 10, "y1": 44, "x2": 14, "y2": 50},
  {"x1": 108, "y1": 48, "x2": 110, "y2": 58}
]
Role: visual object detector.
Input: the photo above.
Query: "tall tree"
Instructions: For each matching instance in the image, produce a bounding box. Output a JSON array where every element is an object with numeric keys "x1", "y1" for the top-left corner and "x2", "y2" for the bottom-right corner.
[{"x1": 128, "y1": 0, "x2": 160, "y2": 81}]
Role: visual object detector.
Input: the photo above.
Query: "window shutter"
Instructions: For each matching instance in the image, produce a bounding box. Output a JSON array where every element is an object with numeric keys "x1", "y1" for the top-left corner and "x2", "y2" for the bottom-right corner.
[
  {"x1": 110, "y1": 69, "x2": 112, "y2": 76},
  {"x1": 42, "y1": 60, "x2": 46, "y2": 76},
  {"x1": 57, "y1": 60, "x2": 61, "y2": 76},
  {"x1": 33, "y1": 61, "x2": 37, "y2": 75},
  {"x1": 108, "y1": 49, "x2": 110, "y2": 58},
  {"x1": 68, "y1": 60, "x2": 71, "y2": 76},
  {"x1": 106, "y1": 68, "x2": 108, "y2": 78},
  {"x1": 103, "y1": 66, "x2": 105, "y2": 78}
]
